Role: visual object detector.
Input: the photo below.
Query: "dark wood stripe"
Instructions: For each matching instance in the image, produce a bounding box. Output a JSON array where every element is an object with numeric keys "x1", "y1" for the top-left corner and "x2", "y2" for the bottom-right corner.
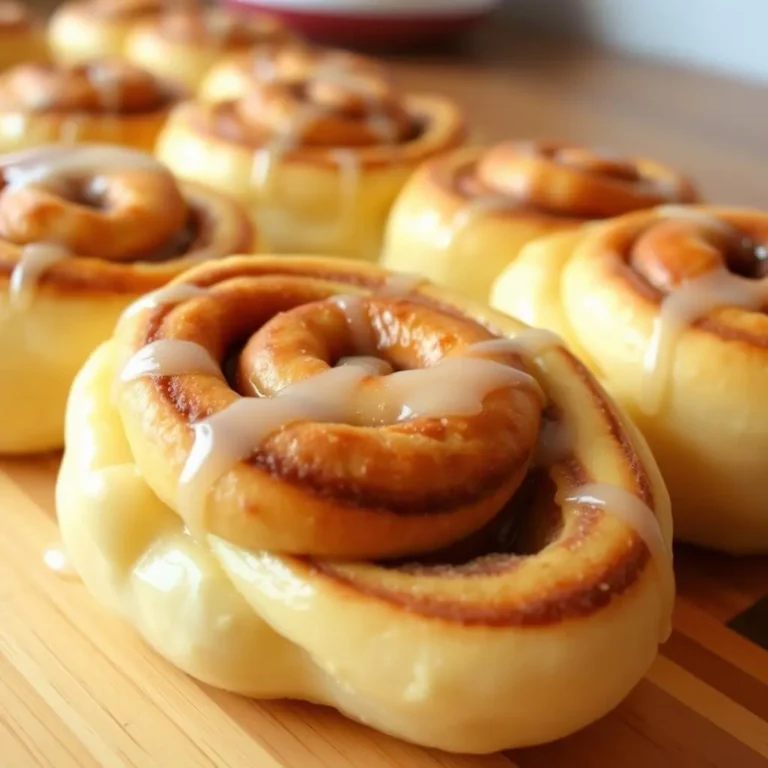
[
  {"x1": 662, "y1": 630, "x2": 768, "y2": 721},
  {"x1": 728, "y1": 597, "x2": 768, "y2": 652},
  {"x1": 511, "y1": 678, "x2": 768, "y2": 768}
]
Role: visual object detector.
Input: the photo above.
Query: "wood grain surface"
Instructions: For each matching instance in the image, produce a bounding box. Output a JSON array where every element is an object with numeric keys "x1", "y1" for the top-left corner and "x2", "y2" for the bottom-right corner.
[{"x1": 3, "y1": 32, "x2": 768, "y2": 768}]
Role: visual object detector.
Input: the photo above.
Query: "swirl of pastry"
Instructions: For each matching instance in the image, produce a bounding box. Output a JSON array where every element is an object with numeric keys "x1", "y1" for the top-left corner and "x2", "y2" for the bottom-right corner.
[
  {"x1": 0, "y1": 58, "x2": 185, "y2": 152},
  {"x1": 57, "y1": 254, "x2": 673, "y2": 753},
  {"x1": 199, "y1": 42, "x2": 384, "y2": 103},
  {"x1": 124, "y1": 5, "x2": 295, "y2": 91},
  {"x1": 0, "y1": 143, "x2": 256, "y2": 454},
  {"x1": 0, "y1": 1, "x2": 49, "y2": 70},
  {"x1": 491, "y1": 205, "x2": 768, "y2": 554},
  {"x1": 48, "y1": 0, "x2": 169, "y2": 64},
  {"x1": 381, "y1": 140, "x2": 700, "y2": 303},
  {"x1": 156, "y1": 49, "x2": 466, "y2": 259}
]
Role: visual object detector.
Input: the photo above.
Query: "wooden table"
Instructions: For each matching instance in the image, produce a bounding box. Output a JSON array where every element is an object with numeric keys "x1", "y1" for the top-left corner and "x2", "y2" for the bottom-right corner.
[{"x1": 2, "y1": 26, "x2": 768, "y2": 768}]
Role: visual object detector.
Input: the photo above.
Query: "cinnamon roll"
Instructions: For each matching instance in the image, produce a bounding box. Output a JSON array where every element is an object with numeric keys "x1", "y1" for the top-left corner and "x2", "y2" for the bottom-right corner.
[
  {"x1": 48, "y1": 0, "x2": 169, "y2": 65},
  {"x1": 0, "y1": 1, "x2": 49, "y2": 71},
  {"x1": 57, "y1": 255, "x2": 673, "y2": 753},
  {"x1": 0, "y1": 58, "x2": 185, "y2": 152},
  {"x1": 0, "y1": 143, "x2": 255, "y2": 454},
  {"x1": 381, "y1": 140, "x2": 699, "y2": 302},
  {"x1": 156, "y1": 47, "x2": 466, "y2": 259},
  {"x1": 198, "y1": 43, "x2": 373, "y2": 104},
  {"x1": 124, "y1": 5, "x2": 296, "y2": 92},
  {"x1": 491, "y1": 205, "x2": 768, "y2": 554}
]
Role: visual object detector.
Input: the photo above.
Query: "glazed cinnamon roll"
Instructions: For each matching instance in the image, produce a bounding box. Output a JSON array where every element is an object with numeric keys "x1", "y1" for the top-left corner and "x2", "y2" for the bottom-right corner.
[
  {"x1": 491, "y1": 205, "x2": 768, "y2": 554},
  {"x1": 0, "y1": 143, "x2": 255, "y2": 454},
  {"x1": 57, "y1": 255, "x2": 673, "y2": 753},
  {"x1": 156, "y1": 47, "x2": 466, "y2": 259},
  {"x1": 0, "y1": 1, "x2": 49, "y2": 71},
  {"x1": 381, "y1": 140, "x2": 699, "y2": 302},
  {"x1": 124, "y1": 5, "x2": 296, "y2": 92},
  {"x1": 48, "y1": 0, "x2": 168, "y2": 64},
  {"x1": 0, "y1": 58, "x2": 185, "y2": 152},
  {"x1": 198, "y1": 43, "x2": 374, "y2": 104}
]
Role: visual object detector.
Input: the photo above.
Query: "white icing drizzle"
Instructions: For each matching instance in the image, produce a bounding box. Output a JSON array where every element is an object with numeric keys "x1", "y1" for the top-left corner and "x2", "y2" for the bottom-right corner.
[
  {"x1": 336, "y1": 355, "x2": 393, "y2": 375},
  {"x1": 564, "y1": 483, "x2": 674, "y2": 642},
  {"x1": 120, "y1": 339, "x2": 222, "y2": 382},
  {"x1": 43, "y1": 542, "x2": 79, "y2": 580},
  {"x1": 4, "y1": 144, "x2": 164, "y2": 191},
  {"x1": 330, "y1": 294, "x2": 377, "y2": 354},
  {"x1": 86, "y1": 61, "x2": 123, "y2": 135},
  {"x1": 58, "y1": 116, "x2": 84, "y2": 144},
  {"x1": 8, "y1": 243, "x2": 69, "y2": 309},
  {"x1": 176, "y1": 352, "x2": 539, "y2": 537},
  {"x1": 642, "y1": 268, "x2": 768, "y2": 413},
  {"x1": 379, "y1": 272, "x2": 427, "y2": 297},
  {"x1": 466, "y1": 329, "x2": 563, "y2": 359},
  {"x1": 329, "y1": 148, "x2": 360, "y2": 240},
  {"x1": 441, "y1": 194, "x2": 517, "y2": 250},
  {"x1": 120, "y1": 282, "x2": 209, "y2": 320},
  {"x1": 249, "y1": 105, "x2": 327, "y2": 196}
]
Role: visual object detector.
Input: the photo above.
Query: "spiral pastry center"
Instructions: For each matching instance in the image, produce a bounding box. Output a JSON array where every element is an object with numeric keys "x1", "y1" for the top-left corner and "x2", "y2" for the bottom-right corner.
[
  {"x1": 116, "y1": 272, "x2": 547, "y2": 557},
  {"x1": 234, "y1": 48, "x2": 418, "y2": 148},
  {"x1": 0, "y1": 145, "x2": 188, "y2": 259},
  {"x1": 0, "y1": 60, "x2": 173, "y2": 114},
  {"x1": 631, "y1": 217, "x2": 768, "y2": 290},
  {"x1": 462, "y1": 141, "x2": 697, "y2": 219}
]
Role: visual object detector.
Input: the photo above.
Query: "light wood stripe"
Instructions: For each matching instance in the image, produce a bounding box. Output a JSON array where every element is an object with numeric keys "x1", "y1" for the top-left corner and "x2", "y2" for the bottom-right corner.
[{"x1": 647, "y1": 656, "x2": 768, "y2": 759}]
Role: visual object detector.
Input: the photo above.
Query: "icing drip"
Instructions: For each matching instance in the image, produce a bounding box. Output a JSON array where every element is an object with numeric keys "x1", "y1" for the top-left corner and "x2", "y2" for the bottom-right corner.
[
  {"x1": 8, "y1": 243, "x2": 69, "y2": 309},
  {"x1": 120, "y1": 339, "x2": 222, "y2": 382},
  {"x1": 330, "y1": 294, "x2": 377, "y2": 354},
  {"x1": 175, "y1": 353, "x2": 538, "y2": 537},
  {"x1": 336, "y1": 355, "x2": 393, "y2": 375},
  {"x1": 564, "y1": 483, "x2": 674, "y2": 642},
  {"x1": 3, "y1": 144, "x2": 164, "y2": 191},
  {"x1": 58, "y1": 116, "x2": 84, "y2": 143},
  {"x1": 379, "y1": 272, "x2": 427, "y2": 297},
  {"x1": 466, "y1": 329, "x2": 563, "y2": 359},
  {"x1": 642, "y1": 268, "x2": 768, "y2": 413}
]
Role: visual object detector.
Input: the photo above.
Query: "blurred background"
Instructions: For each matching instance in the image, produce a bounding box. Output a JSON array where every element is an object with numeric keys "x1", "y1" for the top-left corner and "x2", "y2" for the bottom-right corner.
[{"x1": 28, "y1": 0, "x2": 766, "y2": 83}]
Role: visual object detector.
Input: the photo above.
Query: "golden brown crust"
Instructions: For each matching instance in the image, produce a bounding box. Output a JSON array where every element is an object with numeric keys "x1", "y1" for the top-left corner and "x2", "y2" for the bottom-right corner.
[
  {"x1": 113, "y1": 254, "x2": 666, "y2": 615},
  {"x1": 0, "y1": 144, "x2": 256, "y2": 297},
  {"x1": 432, "y1": 140, "x2": 699, "y2": 223},
  {"x1": 599, "y1": 207, "x2": 768, "y2": 344},
  {"x1": 185, "y1": 47, "x2": 466, "y2": 166},
  {"x1": 0, "y1": 59, "x2": 182, "y2": 115}
]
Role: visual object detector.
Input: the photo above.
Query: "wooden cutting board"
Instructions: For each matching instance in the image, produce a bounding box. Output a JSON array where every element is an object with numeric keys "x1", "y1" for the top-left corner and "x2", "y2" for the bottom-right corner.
[{"x1": 1, "y1": 452, "x2": 767, "y2": 768}]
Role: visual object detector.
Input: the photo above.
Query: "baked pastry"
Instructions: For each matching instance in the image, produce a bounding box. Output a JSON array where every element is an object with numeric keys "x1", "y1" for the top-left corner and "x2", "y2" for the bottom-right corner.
[
  {"x1": 125, "y1": 5, "x2": 296, "y2": 92},
  {"x1": 381, "y1": 140, "x2": 699, "y2": 302},
  {"x1": 155, "y1": 47, "x2": 466, "y2": 259},
  {"x1": 0, "y1": 58, "x2": 185, "y2": 152},
  {"x1": 197, "y1": 43, "x2": 371, "y2": 104},
  {"x1": 57, "y1": 254, "x2": 674, "y2": 753},
  {"x1": 48, "y1": 0, "x2": 165, "y2": 65},
  {"x1": 491, "y1": 205, "x2": 768, "y2": 554},
  {"x1": 0, "y1": 1, "x2": 49, "y2": 71},
  {"x1": 0, "y1": 143, "x2": 255, "y2": 454}
]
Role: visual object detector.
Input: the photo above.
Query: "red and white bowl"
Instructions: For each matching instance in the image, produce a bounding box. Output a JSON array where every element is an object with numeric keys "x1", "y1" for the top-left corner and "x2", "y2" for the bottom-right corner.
[{"x1": 224, "y1": 0, "x2": 502, "y2": 47}]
